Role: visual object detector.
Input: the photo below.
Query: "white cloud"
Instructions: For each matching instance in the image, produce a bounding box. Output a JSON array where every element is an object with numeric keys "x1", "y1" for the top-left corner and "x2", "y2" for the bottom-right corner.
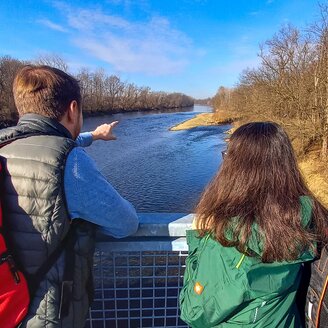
[
  {"x1": 37, "y1": 19, "x2": 68, "y2": 32},
  {"x1": 52, "y1": 2, "x2": 193, "y2": 75},
  {"x1": 74, "y1": 35, "x2": 188, "y2": 75},
  {"x1": 68, "y1": 9, "x2": 130, "y2": 31}
]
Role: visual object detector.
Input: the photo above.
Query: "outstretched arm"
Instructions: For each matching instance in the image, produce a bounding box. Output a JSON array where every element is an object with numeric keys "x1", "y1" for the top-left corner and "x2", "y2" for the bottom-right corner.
[{"x1": 76, "y1": 122, "x2": 119, "y2": 147}]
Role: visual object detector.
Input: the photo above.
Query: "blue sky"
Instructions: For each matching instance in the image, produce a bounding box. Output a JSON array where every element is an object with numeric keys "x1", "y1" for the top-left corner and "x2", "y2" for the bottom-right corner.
[{"x1": 0, "y1": 0, "x2": 322, "y2": 98}]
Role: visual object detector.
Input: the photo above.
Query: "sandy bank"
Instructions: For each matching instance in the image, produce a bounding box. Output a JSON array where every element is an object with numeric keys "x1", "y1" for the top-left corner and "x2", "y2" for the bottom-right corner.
[
  {"x1": 170, "y1": 112, "x2": 236, "y2": 131},
  {"x1": 170, "y1": 110, "x2": 328, "y2": 207}
]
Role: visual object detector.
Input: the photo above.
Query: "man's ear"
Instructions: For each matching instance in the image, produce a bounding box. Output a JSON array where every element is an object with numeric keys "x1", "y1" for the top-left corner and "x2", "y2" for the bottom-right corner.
[{"x1": 67, "y1": 100, "x2": 79, "y2": 123}]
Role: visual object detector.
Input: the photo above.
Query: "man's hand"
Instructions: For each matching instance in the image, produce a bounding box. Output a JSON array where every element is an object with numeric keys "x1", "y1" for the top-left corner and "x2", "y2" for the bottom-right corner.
[{"x1": 91, "y1": 122, "x2": 119, "y2": 141}]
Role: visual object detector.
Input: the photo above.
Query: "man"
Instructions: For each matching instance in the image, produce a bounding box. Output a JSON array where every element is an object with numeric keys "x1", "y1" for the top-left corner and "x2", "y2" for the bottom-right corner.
[{"x1": 0, "y1": 65, "x2": 139, "y2": 327}]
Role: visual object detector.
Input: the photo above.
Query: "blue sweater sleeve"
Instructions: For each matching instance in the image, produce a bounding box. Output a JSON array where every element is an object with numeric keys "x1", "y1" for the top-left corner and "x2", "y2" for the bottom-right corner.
[
  {"x1": 75, "y1": 132, "x2": 93, "y2": 147},
  {"x1": 64, "y1": 147, "x2": 139, "y2": 238}
]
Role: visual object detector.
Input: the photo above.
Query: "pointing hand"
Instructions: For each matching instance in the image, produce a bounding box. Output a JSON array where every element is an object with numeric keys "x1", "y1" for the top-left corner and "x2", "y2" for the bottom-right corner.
[{"x1": 91, "y1": 122, "x2": 119, "y2": 141}]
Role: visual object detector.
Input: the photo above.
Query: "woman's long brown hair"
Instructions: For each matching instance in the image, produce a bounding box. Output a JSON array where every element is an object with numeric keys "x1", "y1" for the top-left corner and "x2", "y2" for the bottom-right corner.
[{"x1": 196, "y1": 122, "x2": 328, "y2": 262}]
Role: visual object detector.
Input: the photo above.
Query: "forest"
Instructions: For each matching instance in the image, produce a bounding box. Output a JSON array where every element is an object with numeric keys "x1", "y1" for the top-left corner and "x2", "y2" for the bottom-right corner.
[
  {"x1": 0, "y1": 54, "x2": 194, "y2": 128},
  {"x1": 212, "y1": 4, "x2": 328, "y2": 161}
]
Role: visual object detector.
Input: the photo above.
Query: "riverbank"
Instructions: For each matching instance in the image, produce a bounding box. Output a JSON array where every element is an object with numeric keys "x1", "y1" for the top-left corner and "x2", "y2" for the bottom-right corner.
[
  {"x1": 0, "y1": 105, "x2": 195, "y2": 130},
  {"x1": 299, "y1": 151, "x2": 328, "y2": 206},
  {"x1": 170, "y1": 110, "x2": 328, "y2": 207},
  {"x1": 170, "y1": 111, "x2": 239, "y2": 131}
]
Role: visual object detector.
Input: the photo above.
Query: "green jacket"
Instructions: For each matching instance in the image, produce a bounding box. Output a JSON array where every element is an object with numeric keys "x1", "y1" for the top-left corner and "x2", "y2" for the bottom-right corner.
[{"x1": 179, "y1": 196, "x2": 314, "y2": 327}]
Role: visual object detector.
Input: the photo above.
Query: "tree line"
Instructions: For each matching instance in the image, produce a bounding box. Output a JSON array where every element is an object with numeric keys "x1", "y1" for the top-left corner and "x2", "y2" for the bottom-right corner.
[
  {"x1": 0, "y1": 54, "x2": 194, "y2": 127},
  {"x1": 212, "y1": 3, "x2": 328, "y2": 160}
]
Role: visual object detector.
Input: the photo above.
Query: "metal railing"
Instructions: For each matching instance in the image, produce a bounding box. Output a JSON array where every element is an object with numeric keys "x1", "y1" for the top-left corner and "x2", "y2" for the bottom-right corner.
[{"x1": 85, "y1": 213, "x2": 193, "y2": 328}]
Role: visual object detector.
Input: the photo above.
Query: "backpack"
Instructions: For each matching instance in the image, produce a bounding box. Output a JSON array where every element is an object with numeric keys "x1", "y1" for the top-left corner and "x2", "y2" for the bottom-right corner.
[
  {"x1": 305, "y1": 244, "x2": 328, "y2": 328},
  {"x1": 0, "y1": 161, "x2": 30, "y2": 328}
]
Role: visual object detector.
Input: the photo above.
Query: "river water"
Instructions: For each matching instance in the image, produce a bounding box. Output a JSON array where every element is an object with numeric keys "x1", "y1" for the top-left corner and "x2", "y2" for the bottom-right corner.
[{"x1": 82, "y1": 105, "x2": 228, "y2": 213}]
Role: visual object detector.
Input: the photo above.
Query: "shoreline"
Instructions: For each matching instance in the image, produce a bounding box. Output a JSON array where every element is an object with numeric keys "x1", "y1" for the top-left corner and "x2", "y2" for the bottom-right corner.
[
  {"x1": 299, "y1": 153, "x2": 328, "y2": 206},
  {"x1": 83, "y1": 104, "x2": 195, "y2": 118},
  {"x1": 170, "y1": 110, "x2": 328, "y2": 207},
  {"x1": 0, "y1": 105, "x2": 196, "y2": 129},
  {"x1": 170, "y1": 112, "x2": 237, "y2": 131}
]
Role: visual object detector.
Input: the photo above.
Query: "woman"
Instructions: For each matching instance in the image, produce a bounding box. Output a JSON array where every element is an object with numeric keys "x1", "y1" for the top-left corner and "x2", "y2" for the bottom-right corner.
[{"x1": 179, "y1": 122, "x2": 328, "y2": 327}]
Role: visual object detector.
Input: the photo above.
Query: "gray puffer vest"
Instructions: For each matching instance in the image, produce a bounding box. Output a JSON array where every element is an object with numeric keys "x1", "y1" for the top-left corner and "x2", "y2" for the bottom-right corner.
[{"x1": 0, "y1": 114, "x2": 95, "y2": 328}]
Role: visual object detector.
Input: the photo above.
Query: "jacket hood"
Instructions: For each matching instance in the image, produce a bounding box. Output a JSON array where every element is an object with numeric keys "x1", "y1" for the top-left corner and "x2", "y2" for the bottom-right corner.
[{"x1": 231, "y1": 196, "x2": 314, "y2": 262}]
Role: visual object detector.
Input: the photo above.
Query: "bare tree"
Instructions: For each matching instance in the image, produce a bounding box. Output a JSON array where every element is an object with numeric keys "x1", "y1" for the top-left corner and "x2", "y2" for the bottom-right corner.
[
  {"x1": 0, "y1": 56, "x2": 24, "y2": 126},
  {"x1": 309, "y1": 3, "x2": 328, "y2": 158},
  {"x1": 220, "y1": 21, "x2": 327, "y2": 157},
  {"x1": 34, "y1": 53, "x2": 69, "y2": 72}
]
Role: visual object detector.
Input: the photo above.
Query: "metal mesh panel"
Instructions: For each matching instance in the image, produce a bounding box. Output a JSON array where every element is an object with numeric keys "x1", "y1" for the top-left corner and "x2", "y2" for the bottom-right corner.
[{"x1": 86, "y1": 250, "x2": 188, "y2": 328}]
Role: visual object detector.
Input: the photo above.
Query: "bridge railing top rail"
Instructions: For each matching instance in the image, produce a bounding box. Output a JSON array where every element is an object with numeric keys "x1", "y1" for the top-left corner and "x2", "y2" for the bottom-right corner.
[{"x1": 96, "y1": 213, "x2": 194, "y2": 251}]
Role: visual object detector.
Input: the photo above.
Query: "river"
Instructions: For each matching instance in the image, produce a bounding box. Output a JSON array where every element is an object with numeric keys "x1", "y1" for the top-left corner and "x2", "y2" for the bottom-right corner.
[{"x1": 82, "y1": 105, "x2": 229, "y2": 213}]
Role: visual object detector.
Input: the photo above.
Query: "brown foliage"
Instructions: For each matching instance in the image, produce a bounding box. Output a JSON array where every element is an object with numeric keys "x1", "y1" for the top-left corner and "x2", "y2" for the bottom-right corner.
[
  {"x1": 0, "y1": 56, "x2": 24, "y2": 127},
  {"x1": 0, "y1": 57, "x2": 194, "y2": 127},
  {"x1": 212, "y1": 5, "x2": 328, "y2": 160}
]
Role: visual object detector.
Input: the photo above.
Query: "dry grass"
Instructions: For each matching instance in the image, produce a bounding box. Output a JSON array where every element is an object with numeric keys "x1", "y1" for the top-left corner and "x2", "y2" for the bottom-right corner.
[
  {"x1": 299, "y1": 151, "x2": 328, "y2": 207},
  {"x1": 170, "y1": 110, "x2": 328, "y2": 207},
  {"x1": 227, "y1": 115, "x2": 328, "y2": 207}
]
